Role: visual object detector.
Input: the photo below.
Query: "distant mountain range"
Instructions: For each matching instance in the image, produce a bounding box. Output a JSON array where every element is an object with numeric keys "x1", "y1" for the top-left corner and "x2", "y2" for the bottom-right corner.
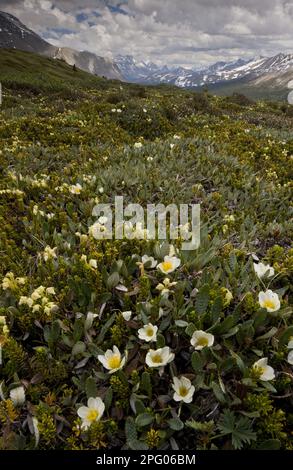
[
  {"x1": 0, "y1": 10, "x2": 292, "y2": 99},
  {"x1": 115, "y1": 53, "x2": 293, "y2": 90}
]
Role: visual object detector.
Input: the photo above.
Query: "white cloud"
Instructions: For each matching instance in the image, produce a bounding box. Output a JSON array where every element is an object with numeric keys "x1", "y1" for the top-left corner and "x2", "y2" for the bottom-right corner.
[{"x1": 1, "y1": 0, "x2": 292, "y2": 67}]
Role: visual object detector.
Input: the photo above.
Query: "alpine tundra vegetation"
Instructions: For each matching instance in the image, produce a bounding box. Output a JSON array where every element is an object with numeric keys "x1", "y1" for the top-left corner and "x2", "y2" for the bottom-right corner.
[{"x1": 0, "y1": 49, "x2": 292, "y2": 451}]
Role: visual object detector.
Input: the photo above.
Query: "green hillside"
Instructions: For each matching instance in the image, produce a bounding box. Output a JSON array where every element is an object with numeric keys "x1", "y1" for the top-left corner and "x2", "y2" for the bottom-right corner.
[
  {"x1": 0, "y1": 48, "x2": 107, "y2": 91},
  {"x1": 207, "y1": 77, "x2": 290, "y2": 102},
  {"x1": 0, "y1": 49, "x2": 292, "y2": 451}
]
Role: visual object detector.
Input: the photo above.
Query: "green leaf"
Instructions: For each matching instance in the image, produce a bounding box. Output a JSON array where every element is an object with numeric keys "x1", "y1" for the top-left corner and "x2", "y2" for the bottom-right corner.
[
  {"x1": 132, "y1": 398, "x2": 146, "y2": 415},
  {"x1": 140, "y1": 372, "x2": 152, "y2": 398},
  {"x1": 186, "y1": 420, "x2": 215, "y2": 433},
  {"x1": 217, "y1": 410, "x2": 257, "y2": 450},
  {"x1": 135, "y1": 413, "x2": 154, "y2": 427},
  {"x1": 107, "y1": 271, "x2": 120, "y2": 289},
  {"x1": 211, "y1": 296, "x2": 223, "y2": 322},
  {"x1": 229, "y1": 252, "x2": 237, "y2": 273},
  {"x1": 256, "y1": 327, "x2": 278, "y2": 341},
  {"x1": 212, "y1": 315, "x2": 236, "y2": 335},
  {"x1": 85, "y1": 376, "x2": 97, "y2": 399},
  {"x1": 167, "y1": 417, "x2": 184, "y2": 431},
  {"x1": 51, "y1": 320, "x2": 61, "y2": 342},
  {"x1": 191, "y1": 351, "x2": 205, "y2": 371},
  {"x1": 128, "y1": 439, "x2": 149, "y2": 450},
  {"x1": 73, "y1": 318, "x2": 84, "y2": 342},
  {"x1": 72, "y1": 341, "x2": 86, "y2": 356},
  {"x1": 261, "y1": 381, "x2": 277, "y2": 393},
  {"x1": 258, "y1": 439, "x2": 281, "y2": 450},
  {"x1": 156, "y1": 333, "x2": 166, "y2": 348},
  {"x1": 253, "y1": 309, "x2": 267, "y2": 329},
  {"x1": 279, "y1": 325, "x2": 293, "y2": 348},
  {"x1": 125, "y1": 417, "x2": 137, "y2": 442},
  {"x1": 211, "y1": 381, "x2": 226, "y2": 404},
  {"x1": 104, "y1": 387, "x2": 113, "y2": 411},
  {"x1": 44, "y1": 320, "x2": 60, "y2": 350},
  {"x1": 185, "y1": 323, "x2": 196, "y2": 337},
  {"x1": 195, "y1": 285, "x2": 210, "y2": 314},
  {"x1": 229, "y1": 350, "x2": 246, "y2": 373},
  {"x1": 97, "y1": 313, "x2": 116, "y2": 344},
  {"x1": 175, "y1": 320, "x2": 189, "y2": 327}
]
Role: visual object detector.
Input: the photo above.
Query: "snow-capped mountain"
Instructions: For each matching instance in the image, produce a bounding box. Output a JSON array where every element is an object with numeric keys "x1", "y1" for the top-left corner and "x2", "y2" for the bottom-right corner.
[
  {"x1": 115, "y1": 53, "x2": 293, "y2": 89},
  {"x1": 115, "y1": 55, "x2": 163, "y2": 81},
  {"x1": 0, "y1": 11, "x2": 122, "y2": 80}
]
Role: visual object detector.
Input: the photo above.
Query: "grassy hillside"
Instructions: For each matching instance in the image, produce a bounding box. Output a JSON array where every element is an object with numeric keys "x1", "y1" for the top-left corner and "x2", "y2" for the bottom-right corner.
[
  {"x1": 207, "y1": 77, "x2": 291, "y2": 102},
  {"x1": 0, "y1": 49, "x2": 292, "y2": 451},
  {"x1": 0, "y1": 48, "x2": 108, "y2": 91}
]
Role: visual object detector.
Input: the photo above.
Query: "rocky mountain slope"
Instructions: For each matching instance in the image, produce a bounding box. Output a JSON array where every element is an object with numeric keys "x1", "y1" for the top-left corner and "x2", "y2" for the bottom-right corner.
[{"x1": 0, "y1": 11, "x2": 122, "y2": 80}]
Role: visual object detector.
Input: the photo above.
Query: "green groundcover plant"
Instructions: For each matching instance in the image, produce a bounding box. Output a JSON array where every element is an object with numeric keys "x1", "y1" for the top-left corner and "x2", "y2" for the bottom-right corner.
[{"x1": 0, "y1": 49, "x2": 292, "y2": 450}]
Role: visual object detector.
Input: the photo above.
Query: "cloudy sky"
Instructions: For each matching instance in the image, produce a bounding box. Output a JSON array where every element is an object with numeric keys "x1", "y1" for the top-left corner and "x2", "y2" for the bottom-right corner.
[{"x1": 1, "y1": 0, "x2": 293, "y2": 67}]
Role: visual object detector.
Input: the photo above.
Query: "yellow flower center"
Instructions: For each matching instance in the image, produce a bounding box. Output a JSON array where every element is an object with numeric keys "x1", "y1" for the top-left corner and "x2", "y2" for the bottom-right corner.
[
  {"x1": 161, "y1": 261, "x2": 173, "y2": 272},
  {"x1": 255, "y1": 366, "x2": 265, "y2": 375},
  {"x1": 197, "y1": 337, "x2": 209, "y2": 347},
  {"x1": 179, "y1": 386, "x2": 188, "y2": 397},
  {"x1": 152, "y1": 354, "x2": 162, "y2": 364},
  {"x1": 146, "y1": 327, "x2": 154, "y2": 337},
  {"x1": 263, "y1": 299, "x2": 276, "y2": 310},
  {"x1": 86, "y1": 409, "x2": 99, "y2": 422},
  {"x1": 108, "y1": 355, "x2": 121, "y2": 369}
]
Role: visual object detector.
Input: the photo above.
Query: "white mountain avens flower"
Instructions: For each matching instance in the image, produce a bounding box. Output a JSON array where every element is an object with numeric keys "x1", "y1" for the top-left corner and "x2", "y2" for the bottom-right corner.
[
  {"x1": 10, "y1": 386, "x2": 26, "y2": 406},
  {"x1": 254, "y1": 262, "x2": 274, "y2": 279},
  {"x1": 122, "y1": 311, "x2": 132, "y2": 321},
  {"x1": 191, "y1": 330, "x2": 214, "y2": 350},
  {"x1": 141, "y1": 255, "x2": 157, "y2": 268},
  {"x1": 287, "y1": 338, "x2": 293, "y2": 350},
  {"x1": 172, "y1": 376, "x2": 195, "y2": 403},
  {"x1": 69, "y1": 183, "x2": 82, "y2": 194},
  {"x1": 145, "y1": 346, "x2": 174, "y2": 368},
  {"x1": 77, "y1": 397, "x2": 105, "y2": 430},
  {"x1": 98, "y1": 346, "x2": 126, "y2": 373},
  {"x1": 138, "y1": 323, "x2": 158, "y2": 342},
  {"x1": 157, "y1": 256, "x2": 181, "y2": 274},
  {"x1": 253, "y1": 358, "x2": 275, "y2": 381},
  {"x1": 258, "y1": 290, "x2": 280, "y2": 312}
]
